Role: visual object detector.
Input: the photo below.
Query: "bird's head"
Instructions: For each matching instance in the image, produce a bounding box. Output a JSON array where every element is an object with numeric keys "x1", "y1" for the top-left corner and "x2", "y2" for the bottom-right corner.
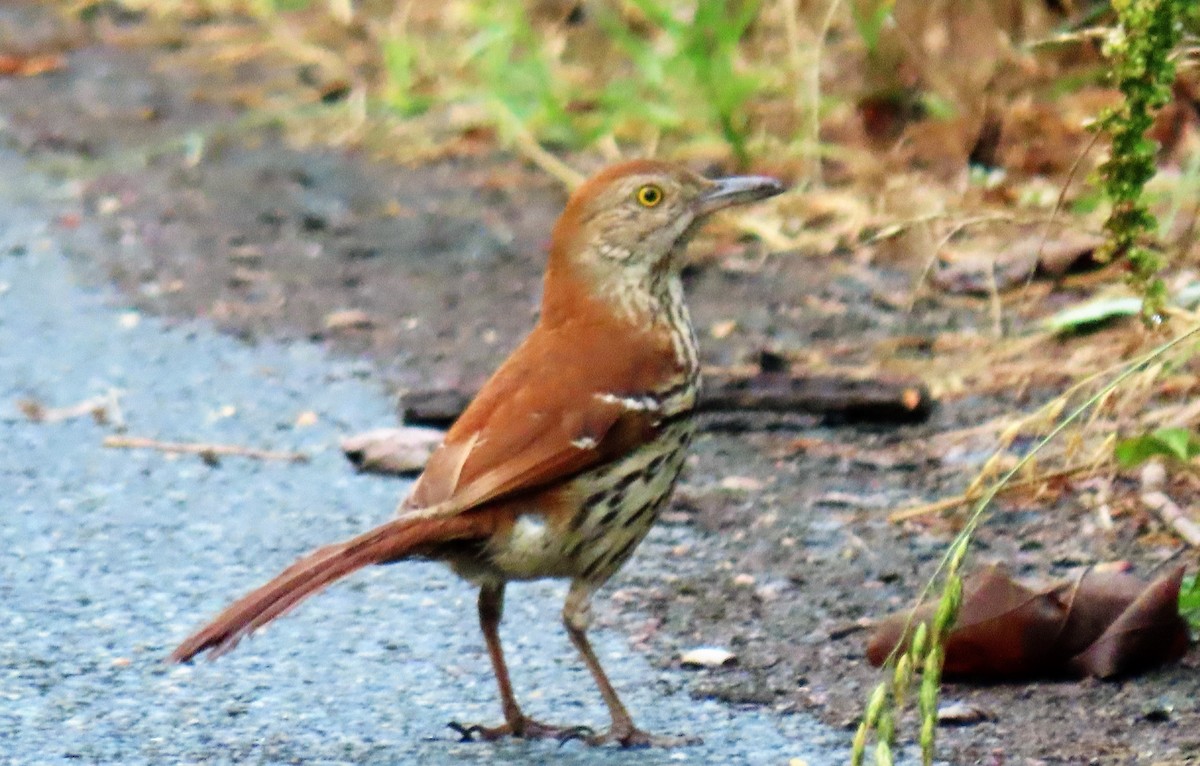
[{"x1": 545, "y1": 160, "x2": 784, "y2": 318}]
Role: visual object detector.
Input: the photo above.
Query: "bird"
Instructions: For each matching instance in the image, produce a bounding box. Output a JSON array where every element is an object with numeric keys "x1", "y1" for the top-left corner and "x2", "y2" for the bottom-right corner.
[{"x1": 170, "y1": 159, "x2": 785, "y2": 747}]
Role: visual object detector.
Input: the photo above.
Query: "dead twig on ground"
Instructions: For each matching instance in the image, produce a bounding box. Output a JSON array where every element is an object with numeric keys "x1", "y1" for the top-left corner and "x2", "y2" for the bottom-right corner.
[
  {"x1": 103, "y1": 435, "x2": 309, "y2": 463},
  {"x1": 1140, "y1": 462, "x2": 1200, "y2": 546},
  {"x1": 400, "y1": 371, "x2": 934, "y2": 429},
  {"x1": 18, "y1": 390, "x2": 125, "y2": 428},
  {"x1": 1141, "y1": 490, "x2": 1200, "y2": 547}
]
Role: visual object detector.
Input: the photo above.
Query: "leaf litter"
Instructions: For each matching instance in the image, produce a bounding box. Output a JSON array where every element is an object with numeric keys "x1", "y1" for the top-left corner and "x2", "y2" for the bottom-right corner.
[
  {"x1": 868, "y1": 562, "x2": 1190, "y2": 681},
  {"x1": 12, "y1": 1, "x2": 1200, "y2": 761}
]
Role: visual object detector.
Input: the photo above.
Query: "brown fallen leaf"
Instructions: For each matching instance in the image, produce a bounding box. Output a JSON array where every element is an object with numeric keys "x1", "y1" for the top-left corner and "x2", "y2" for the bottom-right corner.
[
  {"x1": 867, "y1": 563, "x2": 1189, "y2": 680},
  {"x1": 340, "y1": 427, "x2": 443, "y2": 476},
  {"x1": 932, "y1": 231, "x2": 1106, "y2": 295},
  {"x1": 1035, "y1": 231, "x2": 1108, "y2": 278},
  {"x1": 1067, "y1": 567, "x2": 1191, "y2": 679}
]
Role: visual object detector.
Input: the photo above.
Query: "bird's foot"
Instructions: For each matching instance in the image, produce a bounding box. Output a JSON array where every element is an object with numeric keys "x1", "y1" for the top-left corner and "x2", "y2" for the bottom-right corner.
[
  {"x1": 448, "y1": 717, "x2": 594, "y2": 743},
  {"x1": 582, "y1": 725, "x2": 702, "y2": 748}
]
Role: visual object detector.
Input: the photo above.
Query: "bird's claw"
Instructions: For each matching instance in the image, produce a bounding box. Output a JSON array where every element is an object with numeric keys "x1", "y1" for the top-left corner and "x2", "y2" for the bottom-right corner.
[
  {"x1": 447, "y1": 721, "x2": 490, "y2": 742},
  {"x1": 554, "y1": 725, "x2": 596, "y2": 746},
  {"x1": 448, "y1": 717, "x2": 596, "y2": 743},
  {"x1": 449, "y1": 718, "x2": 697, "y2": 748}
]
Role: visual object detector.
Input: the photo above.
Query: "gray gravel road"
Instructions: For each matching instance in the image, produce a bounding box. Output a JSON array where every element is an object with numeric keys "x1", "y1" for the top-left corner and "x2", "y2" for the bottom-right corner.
[{"x1": 0, "y1": 148, "x2": 852, "y2": 765}]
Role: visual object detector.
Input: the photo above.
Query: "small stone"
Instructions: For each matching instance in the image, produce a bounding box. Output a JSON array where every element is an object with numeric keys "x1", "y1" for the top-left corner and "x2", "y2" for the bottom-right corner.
[
  {"x1": 341, "y1": 427, "x2": 443, "y2": 475},
  {"x1": 1141, "y1": 697, "x2": 1176, "y2": 722},
  {"x1": 680, "y1": 647, "x2": 737, "y2": 668},
  {"x1": 937, "y1": 702, "x2": 990, "y2": 726},
  {"x1": 719, "y1": 475, "x2": 762, "y2": 492},
  {"x1": 294, "y1": 410, "x2": 319, "y2": 428},
  {"x1": 324, "y1": 309, "x2": 374, "y2": 331},
  {"x1": 709, "y1": 319, "x2": 737, "y2": 339},
  {"x1": 1140, "y1": 461, "x2": 1167, "y2": 491},
  {"x1": 754, "y1": 581, "x2": 787, "y2": 602}
]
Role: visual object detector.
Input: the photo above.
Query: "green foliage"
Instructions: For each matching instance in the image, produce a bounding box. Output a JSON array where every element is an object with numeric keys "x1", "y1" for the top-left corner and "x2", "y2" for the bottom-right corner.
[
  {"x1": 1114, "y1": 427, "x2": 1200, "y2": 467},
  {"x1": 379, "y1": 1, "x2": 766, "y2": 162},
  {"x1": 612, "y1": 0, "x2": 762, "y2": 167},
  {"x1": 380, "y1": 33, "x2": 430, "y2": 117},
  {"x1": 854, "y1": 331, "x2": 1200, "y2": 765},
  {"x1": 674, "y1": 0, "x2": 763, "y2": 168},
  {"x1": 592, "y1": 9, "x2": 687, "y2": 136},
  {"x1": 852, "y1": 549, "x2": 964, "y2": 766},
  {"x1": 1094, "y1": 0, "x2": 1198, "y2": 324},
  {"x1": 1069, "y1": 187, "x2": 1107, "y2": 215},
  {"x1": 850, "y1": 0, "x2": 895, "y2": 56},
  {"x1": 463, "y1": 1, "x2": 579, "y2": 147},
  {"x1": 1179, "y1": 572, "x2": 1200, "y2": 632}
]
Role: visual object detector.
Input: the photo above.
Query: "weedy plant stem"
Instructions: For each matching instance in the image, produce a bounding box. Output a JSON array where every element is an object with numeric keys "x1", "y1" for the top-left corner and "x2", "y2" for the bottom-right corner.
[
  {"x1": 1094, "y1": 0, "x2": 1198, "y2": 323},
  {"x1": 788, "y1": 0, "x2": 842, "y2": 187},
  {"x1": 851, "y1": 321, "x2": 1200, "y2": 765}
]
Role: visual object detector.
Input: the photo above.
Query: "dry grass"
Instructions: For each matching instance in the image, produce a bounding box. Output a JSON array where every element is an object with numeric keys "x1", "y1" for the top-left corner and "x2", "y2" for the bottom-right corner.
[
  {"x1": 105, "y1": 0, "x2": 1200, "y2": 523},
  {"x1": 101, "y1": 2, "x2": 1200, "y2": 274}
]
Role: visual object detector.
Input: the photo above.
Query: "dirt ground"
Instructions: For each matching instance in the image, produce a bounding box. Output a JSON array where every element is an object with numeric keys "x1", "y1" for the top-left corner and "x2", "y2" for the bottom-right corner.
[{"x1": 5, "y1": 4, "x2": 1199, "y2": 764}]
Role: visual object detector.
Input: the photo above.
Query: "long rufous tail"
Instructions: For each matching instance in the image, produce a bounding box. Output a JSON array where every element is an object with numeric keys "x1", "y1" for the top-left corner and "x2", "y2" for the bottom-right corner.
[{"x1": 171, "y1": 514, "x2": 486, "y2": 662}]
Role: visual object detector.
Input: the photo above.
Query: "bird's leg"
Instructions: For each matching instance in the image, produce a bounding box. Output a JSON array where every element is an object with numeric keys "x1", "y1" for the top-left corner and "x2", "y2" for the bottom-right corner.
[
  {"x1": 451, "y1": 582, "x2": 591, "y2": 743},
  {"x1": 562, "y1": 583, "x2": 700, "y2": 748}
]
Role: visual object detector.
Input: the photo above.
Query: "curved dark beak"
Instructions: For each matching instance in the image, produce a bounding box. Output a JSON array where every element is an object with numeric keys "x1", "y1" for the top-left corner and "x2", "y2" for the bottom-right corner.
[{"x1": 696, "y1": 175, "x2": 786, "y2": 216}]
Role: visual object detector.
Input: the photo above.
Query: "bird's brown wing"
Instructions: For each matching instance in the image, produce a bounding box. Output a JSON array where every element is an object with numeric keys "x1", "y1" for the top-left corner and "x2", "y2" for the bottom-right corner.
[{"x1": 403, "y1": 315, "x2": 681, "y2": 517}]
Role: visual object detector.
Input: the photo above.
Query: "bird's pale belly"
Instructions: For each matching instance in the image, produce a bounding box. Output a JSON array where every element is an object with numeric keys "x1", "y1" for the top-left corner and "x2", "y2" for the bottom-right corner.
[{"x1": 481, "y1": 418, "x2": 695, "y2": 585}]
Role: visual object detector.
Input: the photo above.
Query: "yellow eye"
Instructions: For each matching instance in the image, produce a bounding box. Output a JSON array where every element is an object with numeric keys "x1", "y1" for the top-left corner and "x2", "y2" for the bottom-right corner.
[{"x1": 636, "y1": 184, "x2": 664, "y2": 207}]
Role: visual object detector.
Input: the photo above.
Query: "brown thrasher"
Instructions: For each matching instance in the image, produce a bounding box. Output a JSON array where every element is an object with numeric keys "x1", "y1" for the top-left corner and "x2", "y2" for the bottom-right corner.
[{"x1": 171, "y1": 160, "x2": 784, "y2": 747}]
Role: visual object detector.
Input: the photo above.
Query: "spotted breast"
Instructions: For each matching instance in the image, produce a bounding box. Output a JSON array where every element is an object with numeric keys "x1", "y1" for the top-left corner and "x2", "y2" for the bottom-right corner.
[{"x1": 482, "y1": 274, "x2": 700, "y2": 587}]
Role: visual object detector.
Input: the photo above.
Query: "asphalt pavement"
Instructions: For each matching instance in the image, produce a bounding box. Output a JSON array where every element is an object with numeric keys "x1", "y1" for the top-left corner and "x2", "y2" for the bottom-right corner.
[{"x1": 0, "y1": 148, "x2": 853, "y2": 764}]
